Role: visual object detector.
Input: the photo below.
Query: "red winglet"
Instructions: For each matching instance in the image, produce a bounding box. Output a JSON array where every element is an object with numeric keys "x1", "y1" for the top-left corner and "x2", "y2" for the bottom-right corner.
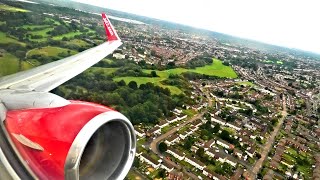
[{"x1": 101, "y1": 13, "x2": 120, "y2": 41}]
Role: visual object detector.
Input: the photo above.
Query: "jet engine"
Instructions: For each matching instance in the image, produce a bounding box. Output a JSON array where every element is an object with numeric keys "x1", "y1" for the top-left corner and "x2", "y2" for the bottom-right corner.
[{"x1": 0, "y1": 91, "x2": 136, "y2": 180}]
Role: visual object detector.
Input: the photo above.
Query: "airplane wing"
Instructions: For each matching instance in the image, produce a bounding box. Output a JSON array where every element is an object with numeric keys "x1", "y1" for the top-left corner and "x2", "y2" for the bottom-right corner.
[
  {"x1": 0, "y1": 13, "x2": 122, "y2": 92},
  {"x1": 0, "y1": 13, "x2": 136, "y2": 180}
]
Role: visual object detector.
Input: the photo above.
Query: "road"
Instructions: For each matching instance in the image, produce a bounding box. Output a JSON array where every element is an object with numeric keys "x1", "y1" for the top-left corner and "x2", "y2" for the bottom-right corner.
[
  {"x1": 150, "y1": 111, "x2": 206, "y2": 155},
  {"x1": 247, "y1": 96, "x2": 287, "y2": 179},
  {"x1": 150, "y1": 90, "x2": 212, "y2": 155}
]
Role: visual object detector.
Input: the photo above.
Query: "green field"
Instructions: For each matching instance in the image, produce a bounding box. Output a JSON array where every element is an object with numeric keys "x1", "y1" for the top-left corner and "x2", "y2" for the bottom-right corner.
[
  {"x1": 22, "y1": 25, "x2": 50, "y2": 30},
  {"x1": 87, "y1": 67, "x2": 117, "y2": 75},
  {"x1": 0, "y1": 21, "x2": 6, "y2": 25},
  {"x1": 144, "y1": 58, "x2": 237, "y2": 78},
  {"x1": 66, "y1": 39, "x2": 89, "y2": 47},
  {"x1": 236, "y1": 81, "x2": 255, "y2": 86},
  {"x1": 0, "y1": 4, "x2": 29, "y2": 12},
  {"x1": 52, "y1": 31, "x2": 83, "y2": 40},
  {"x1": 27, "y1": 46, "x2": 77, "y2": 57},
  {"x1": 0, "y1": 52, "x2": 32, "y2": 77},
  {"x1": 29, "y1": 27, "x2": 53, "y2": 36},
  {"x1": 114, "y1": 58, "x2": 236, "y2": 95},
  {"x1": 276, "y1": 61, "x2": 283, "y2": 64},
  {"x1": 0, "y1": 32, "x2": 26, "y2": 46}
]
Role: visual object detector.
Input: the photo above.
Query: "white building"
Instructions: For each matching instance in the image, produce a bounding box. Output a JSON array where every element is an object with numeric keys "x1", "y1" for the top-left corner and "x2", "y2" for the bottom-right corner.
[
  {"x1": 216, "y1": 139, "x2": 234, "y2": 149},
  {"x1": 167, "y1": 147, "x2": 185, "y2": 160},
  {"x1": 134, "y1": 128, "x2": 145, "y2": 138},
  {"x1": 165, "y1": 135, "x2": 180, "y2": 146},
  {"x1": 184, "y1": 156, "x2": 206, "y2": 170},
  {"x1": 139, "y1": 154, "x2": 161, "y2": 169}
]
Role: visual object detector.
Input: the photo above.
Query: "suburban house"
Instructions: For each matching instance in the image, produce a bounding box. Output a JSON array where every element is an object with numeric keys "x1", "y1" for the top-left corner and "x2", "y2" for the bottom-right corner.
[
  {"x1": 179, "y1": 130, "x2": 193, "y2": 140},
  {"x1": 134, "y1": 127, "x2": 145, "y2": 138},
  {"x1": 168, "y1": 116, "x2": 179, "y2": 123},
  {"x1": 165, "y1": 135, "x2": 180, "y2": 146},
  {"x1": 245, "y1": 146, "x2": 256, "y2": 158},
  {"x1": 167, "y1": 147, "x2": 185, "y2": 161},
  {"x1": 233, "y1": 148, "x2": 243, "y2": 159},
  {"x1": 205, "y1": 149, "x2": 217, "y2": 158},
  {"x1": 147, "y1": 126, "x2": 161, "y2": 136},
  {"x1": 184, "y1": 156, "x2": 206, "y2": 170},
  {"x1": 203, "y1": 168, "x2": 227, "y2": 180},
  {"x1": 216, "y1": 139, "x2": 235, "y2": 149},
  {"x1": 159, "y1": 120, "x2": 169, "y2": 128},
  {"x1": 139, "y1": 153, "x2": 161, "y2": 169},
  {"x1": 204, "y1": 139, "x2": 215, "y2": 150},
  {"x1": 226, "y1": 122, "x2": 241, "y2": 131},
  {"x1": 211, "y1": 117, "x2": 226, "y2": 126},
  {"x1": 178, "y1": 114, "x2": 187, "y2": 121},
  {"x1": 161, "y1": 161, "x2": 174, "y2": 172}
]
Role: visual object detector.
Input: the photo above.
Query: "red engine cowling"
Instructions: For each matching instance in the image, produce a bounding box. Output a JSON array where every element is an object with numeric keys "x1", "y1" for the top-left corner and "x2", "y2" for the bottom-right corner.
[{"x1": 4, "y1": 101, "x2": 136, "y2": 180}]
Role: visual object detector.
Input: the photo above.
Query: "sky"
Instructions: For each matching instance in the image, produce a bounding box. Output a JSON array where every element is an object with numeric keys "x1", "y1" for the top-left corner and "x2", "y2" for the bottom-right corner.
[{"x1": 74, "y1": 0, "x2": 320, "y2": 53}]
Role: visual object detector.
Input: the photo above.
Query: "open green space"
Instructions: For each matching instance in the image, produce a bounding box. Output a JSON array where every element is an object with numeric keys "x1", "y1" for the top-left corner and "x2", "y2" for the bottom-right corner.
[
  {"x1": 236, "y1": 81, "x2": 254, "y2": 86},
  {"x1": 29, "y1": 27, "x2": 53, "y2": 37},
  {"x1": 114, "y1": 58, "x2": 236, "y2": 95},
  {"x1": 0, "y1": 52, "x2": 32, "y2": 77},
  {"x1": 0, "y1": 4, "x2": 29, "y2": 12},
  {"x1": 27, "y1": 46, "x2": 77, "y2": 57},
  {"x1": 144, "y1": 58, "x2": 237, "y2": 79},
  {"x1": 0, "y1": 32, "x2": 26, "y2": 46},
  {"x1": 183, "y1": 109, "x2": 196, "y2": 117},
  {"x1": 52, "y1": 31, "x2": 83, "y2": 40},
  {"x1": 65, "y1": 39, "x2": 89, "y2": 47},
  {"x1": 86, "y1": 67, "x2": 117, "y2": 75},
  {"x1": 0, "y1": 21, "x2": 6, "y2": 25},
  {"x1": 276, "y1": 60, "x2": 283, "y2": 64},
  {"x1": 22, "y1": 25, "x2": 50, "y2": 30}
]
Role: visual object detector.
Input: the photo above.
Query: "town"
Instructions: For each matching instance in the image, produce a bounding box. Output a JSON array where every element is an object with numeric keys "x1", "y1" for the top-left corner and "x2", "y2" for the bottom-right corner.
[{"x1": 0, "y1": 0, "x2": 319, "y2": 179}]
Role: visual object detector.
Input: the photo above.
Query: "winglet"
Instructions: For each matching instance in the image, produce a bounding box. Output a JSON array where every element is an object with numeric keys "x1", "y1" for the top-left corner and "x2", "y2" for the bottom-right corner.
[{"x1": 101, "y1": 13, "x2": 120, "y2": 41}]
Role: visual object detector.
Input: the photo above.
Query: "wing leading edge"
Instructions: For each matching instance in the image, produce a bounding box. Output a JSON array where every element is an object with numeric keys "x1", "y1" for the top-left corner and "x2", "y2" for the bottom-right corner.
[{"x1": 0, "y1": 13, "x2": 121, "y2": 92}]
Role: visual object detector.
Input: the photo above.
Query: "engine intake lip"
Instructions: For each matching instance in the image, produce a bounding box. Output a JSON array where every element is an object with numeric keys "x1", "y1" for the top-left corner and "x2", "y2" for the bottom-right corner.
[{"x1": 64, "y1": 111, "x2": 136, "y2": 180}]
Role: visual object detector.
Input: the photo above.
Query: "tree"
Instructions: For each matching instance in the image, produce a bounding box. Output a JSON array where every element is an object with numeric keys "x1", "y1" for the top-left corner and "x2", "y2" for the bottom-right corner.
[
  {"x1": 219, "y1": 130, "x2": 230, "y2": 141},
  {"x1": 196, "y1": 147, "x2": 205, "y2": 158},
  {"x1": 158, "y1": 142, "x2": 167, "y2": 153},
  {"x1": 157, "y1": 169, "x2": 166, "y2": 178},
  {"x1": 212, "y1": 124, "x2": 220, "y2": 133},
  {"x1": 133, "y1": 158, "x2": 140, "y2": 168},
  {"x1": 128, "y1": 81, "x2": 138, "y2": 89},
  {"x1": 151, "y1": 71, "x2": 158, "y2": 77}
]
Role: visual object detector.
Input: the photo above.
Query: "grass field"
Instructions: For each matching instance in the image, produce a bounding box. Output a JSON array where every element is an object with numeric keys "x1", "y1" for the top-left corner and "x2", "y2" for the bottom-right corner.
[
  {"x1": 0, "y1": 32, "x2": 26, "y2": 46},
  {"x1": 0, "y1": 52, "x2": 32, "y2": 77},
  {"x1": 87, "y1": 67, "x2": 117, "y2": 75},
  {"x1": 236, "y1": 81, "x2": 255, "y2": 86},
  {"x1": 0, "y1": 21, "x2": 6, "y2": 25},
  {"x1": 66, "y1": 39, "x2": 89, "y2": 47},
  {"x1": 22, "y1": 25, "x2": 50, "y2": 30},
  {"x1": 0, "y1": 4, "x2": 29, "y2": 12},
  {"x1": 144, "y1": 58, "x2": 237, "y2": 78},
  {"x1": 52, "y1": 31, "x2": 83, "y2": 40},
  {"x1": 276, "y1": 60, "x2": 283, "y2": 64},
  {"x1": 27, "y1": 46, "x2": 77, "y2": 57},
  {"x1": 29, "y1": 27, "x2": 53, "y2": 36},
  {"x1": 114, "y1": 58, "x2": 236, "y2": 95}
]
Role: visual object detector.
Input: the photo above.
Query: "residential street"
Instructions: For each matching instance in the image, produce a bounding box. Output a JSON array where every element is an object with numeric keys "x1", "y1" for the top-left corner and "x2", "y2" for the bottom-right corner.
[{"x1": 248, "y1": 96, "x2": 287, "y2": 179}]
